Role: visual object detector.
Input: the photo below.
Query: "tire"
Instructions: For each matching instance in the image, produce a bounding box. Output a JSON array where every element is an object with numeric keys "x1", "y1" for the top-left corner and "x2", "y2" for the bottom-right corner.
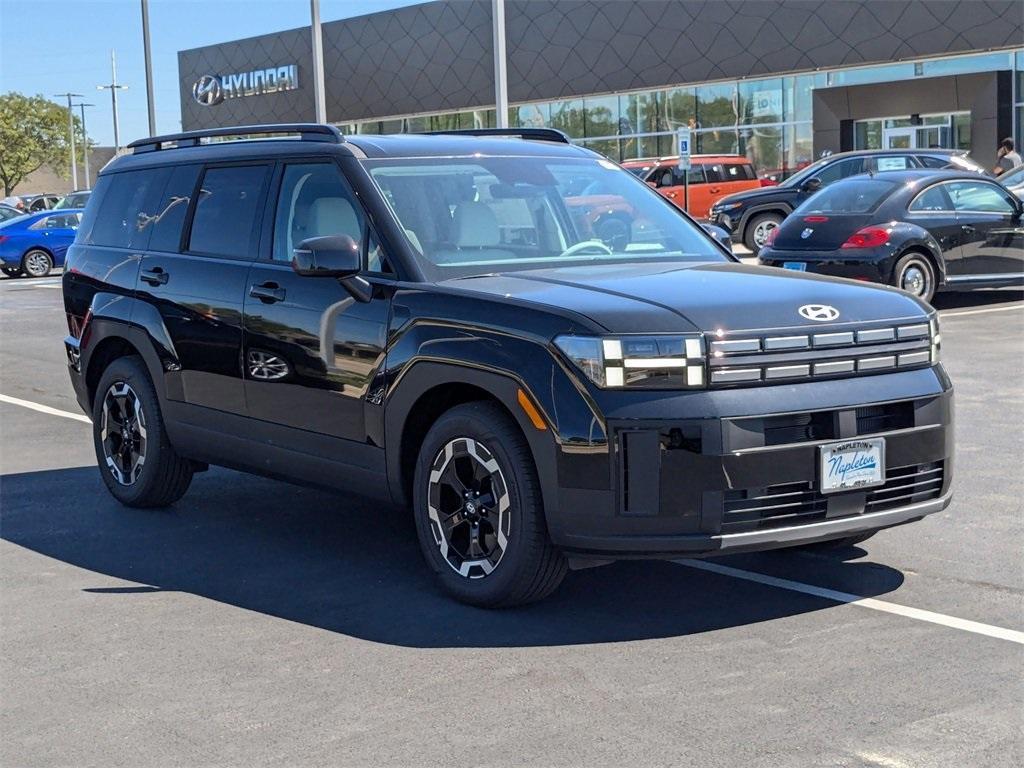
[
  {"x1": 1, "y1": 266, "x2": 22, "y2": 278},
  {"x1": 743, "y1": 212, "x2": 784, "y2": 253},
  {"x1": 412, "y1": 401, "x2": 568, "y2": 607},
  {"x1": 21, "y1": 249, "x2": 52, "y2": 278},
  {"x1": 92, "y1": 355, "x2": 193, "y2": 508},
  {"x1": 892, "y1": 251, "x2": 936, "y2": 304}
]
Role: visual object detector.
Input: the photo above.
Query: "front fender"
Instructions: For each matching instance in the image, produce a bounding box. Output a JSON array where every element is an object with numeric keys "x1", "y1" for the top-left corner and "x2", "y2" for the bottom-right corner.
[{"x1": 383, "y1": 321, "x2": 607, "y2": 529}]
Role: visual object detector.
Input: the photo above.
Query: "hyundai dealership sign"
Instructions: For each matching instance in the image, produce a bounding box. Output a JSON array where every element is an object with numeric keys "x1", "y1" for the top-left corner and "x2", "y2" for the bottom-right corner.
[{"x1": 192, "y1": 64, "x2": 299, "y2": 106}]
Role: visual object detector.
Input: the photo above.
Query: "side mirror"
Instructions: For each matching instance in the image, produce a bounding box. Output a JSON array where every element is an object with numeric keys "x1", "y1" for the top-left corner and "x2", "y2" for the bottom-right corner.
[
  {"x1": 800, "y1": 177, "x2": 822, "y2": 194},
  {"x1": 291, "y1": 234, "x2": 360, "y2": 278}
]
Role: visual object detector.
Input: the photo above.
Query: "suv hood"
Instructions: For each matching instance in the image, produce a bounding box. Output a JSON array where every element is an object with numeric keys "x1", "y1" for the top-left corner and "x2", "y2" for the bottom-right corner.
[
  {"x1": 714, "y1": 185, "x2": 795, "y2": 208},
  {"x1": 443, "y1": 262, "x2": 930, "y2": 335}
]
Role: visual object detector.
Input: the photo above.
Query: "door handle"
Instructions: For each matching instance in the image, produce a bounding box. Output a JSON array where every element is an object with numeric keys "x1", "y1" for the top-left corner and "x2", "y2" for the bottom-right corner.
[
  {"x1": 250, "y1": 282, "x2": 286, "y2": 303},
  {"x1": 961, "y1": 225, "x2": 976, "y2": 233},
  {"x1": 140, "y1": 267, "x2": 169, "y2": 286},
  {"x1": 709, "y1": 187, "x2": 721, "y2": 194}
]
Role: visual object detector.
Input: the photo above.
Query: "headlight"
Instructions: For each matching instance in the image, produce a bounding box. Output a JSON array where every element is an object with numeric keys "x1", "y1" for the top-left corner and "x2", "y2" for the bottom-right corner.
[
  {"x1": 713, "y1": 202, "x2": 743, "y2": 212},
  {"x1": 554, "y1": 334, "x2": 706, "y2": 389},
  {"x1": 929, "y1": 316, "x2": 941, "y2": 363}
]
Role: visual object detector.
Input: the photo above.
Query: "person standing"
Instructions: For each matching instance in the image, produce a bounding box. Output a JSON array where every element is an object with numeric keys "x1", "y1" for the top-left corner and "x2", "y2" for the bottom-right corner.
[{"x1": 994, "y1": 137, "x2": 1022, "y2": 175}]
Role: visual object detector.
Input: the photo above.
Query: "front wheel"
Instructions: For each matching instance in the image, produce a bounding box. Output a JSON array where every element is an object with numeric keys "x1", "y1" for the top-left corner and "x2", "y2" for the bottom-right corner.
[
  {"x1": 892, "y1": 252, "x2": 936, "y2": 304},
  {"x1": 21, "y1": 249, "x2": 53, "y2": 278},
  {"x1": 744, "y1": 213, "x2": 784, "y2": 253},
  {"x1": 413, "y1": 401, "x2": 567, "y2": 607},
  {"x1": 92, "y1": 356, "x2": 193, "y2": 507}
]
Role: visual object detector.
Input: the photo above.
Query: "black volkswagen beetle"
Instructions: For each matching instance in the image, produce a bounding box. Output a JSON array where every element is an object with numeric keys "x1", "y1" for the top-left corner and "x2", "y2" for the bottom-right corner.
[{"x1": 758, "y1": 170, "x2": 1024, "y2": 303}]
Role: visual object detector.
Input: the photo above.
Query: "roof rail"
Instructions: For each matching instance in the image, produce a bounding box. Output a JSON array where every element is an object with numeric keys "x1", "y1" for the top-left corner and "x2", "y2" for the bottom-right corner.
[
  {"x1": 422, "y1": 127, "x2": 572, "y2": 144},
  {"x1": 128, "y1": 124, "x2": 345, "y2": 153}
]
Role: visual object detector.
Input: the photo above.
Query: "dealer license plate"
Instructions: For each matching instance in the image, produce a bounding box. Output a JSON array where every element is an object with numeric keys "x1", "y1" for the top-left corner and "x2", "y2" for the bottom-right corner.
[
  {"x1": 782, "y1": 261, "x2": 807, "y2": 271},
  {"x1": 819, "y1": 438, "x2": 885, "y2": 493}
]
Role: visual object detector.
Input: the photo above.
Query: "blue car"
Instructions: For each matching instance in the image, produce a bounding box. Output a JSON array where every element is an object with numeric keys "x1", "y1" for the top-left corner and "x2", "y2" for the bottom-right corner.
[{"x1": 0, "y1": 209, "x2": 82, "y2": 278}]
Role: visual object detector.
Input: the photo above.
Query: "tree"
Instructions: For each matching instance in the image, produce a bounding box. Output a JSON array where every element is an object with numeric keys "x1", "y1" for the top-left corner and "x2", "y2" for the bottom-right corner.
[{"x1": 0, "y1": 92, "x2": 82, "y2": 196}]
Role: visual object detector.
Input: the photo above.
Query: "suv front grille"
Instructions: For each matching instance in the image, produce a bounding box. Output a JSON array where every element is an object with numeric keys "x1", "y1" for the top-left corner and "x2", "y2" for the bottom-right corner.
[
  {"x1": 721, "y1": 461, "x2": 944, "y2": 534},
  {"x1": 708, "y1": 321, "x2": 934, "y2": 387}
]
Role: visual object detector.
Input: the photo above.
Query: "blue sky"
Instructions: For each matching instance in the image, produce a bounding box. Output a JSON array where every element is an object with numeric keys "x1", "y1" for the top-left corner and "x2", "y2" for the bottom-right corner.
[{"x1": 0, "y1": 0, "x2": 427, "y2": 146}]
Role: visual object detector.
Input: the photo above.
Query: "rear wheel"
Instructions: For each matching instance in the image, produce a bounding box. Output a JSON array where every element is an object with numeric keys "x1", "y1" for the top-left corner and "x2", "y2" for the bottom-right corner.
[
  {"x1": 744, "y1": 212, "x2": 784, "y2": 253},
  {"x1": 892, "y1": 252, "x2": 936, "y2": 304},
  {"x1": 413, "y1": 401, "x2": 567, "y2": 607},
  {"x1": 21, "y1": 249, "x2": 52, "y2": 278},
  {"x1": 92, "y1": 356, "x2": 193, "y2": 507},
  {"x1": 1, "y1": 266, "x2": 22, "y2": 278}
]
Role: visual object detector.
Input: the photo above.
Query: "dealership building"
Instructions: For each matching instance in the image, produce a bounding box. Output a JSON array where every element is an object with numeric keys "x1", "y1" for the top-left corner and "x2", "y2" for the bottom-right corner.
[{"x1": 178, "y1": 0, "x2": 1024, "y2": 177}]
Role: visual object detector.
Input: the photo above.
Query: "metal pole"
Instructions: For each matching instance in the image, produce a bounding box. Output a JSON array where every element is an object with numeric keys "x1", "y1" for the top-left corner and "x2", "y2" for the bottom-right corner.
[
  {"x1": 492, "y1": 0, "x2": 509, "y2": 128},
  {"x1": 75, "y1": 103, "x2": 94, "y2": 187},
  {"x1": 310, "y1": 0, "x2": 327, "y2": 123},
  {"x1": 97, "y1": 50, "x2": 129, "y2": 153},
  {"x1": 141, "y1": 0, "x2": 156, "y2": 136},
  {"x1": 54, "y1": 92, "x2": 83, "y2": 190}
]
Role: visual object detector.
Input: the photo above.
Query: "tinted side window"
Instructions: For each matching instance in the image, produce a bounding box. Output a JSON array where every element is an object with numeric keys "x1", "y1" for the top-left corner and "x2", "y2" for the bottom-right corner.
[
  {"x1": 148, "y1": 165, "x2": 200, "y2": 253},
  {"x1": 815, "y1": 158, "x2": 863, "y2": 185},
  {"x1": 679, "y1": 165, "x2": 705, "y2": 184},
  {"x1": 88, "y1": 169, "x2": 168, "y2": 249},
  {"x1": 917, "y1": 155, "x2": 951, "y2": 169},
  {"x1": 947, "y1": 181, "x2": 1015, "y2": 213},
  {"x1": 703, "y1": 164, "x2": 725, "y2": 183},
  {"x1": 908, "y1": 184, "x2": 953, "y2": 212},
  {"x1": 188, "y1": 165, "x2": 269, "y2": 258}
]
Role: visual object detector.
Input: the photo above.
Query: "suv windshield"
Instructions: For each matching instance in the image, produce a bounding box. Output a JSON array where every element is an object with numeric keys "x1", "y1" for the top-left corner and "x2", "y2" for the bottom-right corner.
[{"x1": 363, "y1": 156, "x2": 724, "y2": 279}]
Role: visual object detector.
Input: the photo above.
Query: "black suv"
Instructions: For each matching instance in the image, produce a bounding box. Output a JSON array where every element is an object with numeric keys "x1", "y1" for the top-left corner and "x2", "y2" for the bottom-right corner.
[
  {"x1": 63, "y1": 125, "x2": 953, "y2": 606},
  {"x1": 711, "y1": 149, "x2": 986, "y2": 252}
]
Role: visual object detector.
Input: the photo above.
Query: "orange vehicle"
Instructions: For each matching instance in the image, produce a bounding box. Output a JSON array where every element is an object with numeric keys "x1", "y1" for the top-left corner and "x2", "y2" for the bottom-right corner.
[{"x1": 622, "y1": 155, "x2": 770, "y2": 217}]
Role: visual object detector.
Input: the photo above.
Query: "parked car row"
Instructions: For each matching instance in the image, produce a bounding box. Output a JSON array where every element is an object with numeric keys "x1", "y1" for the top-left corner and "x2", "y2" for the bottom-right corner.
[{"x1": 1, "y1": 189, "x2": 91, "y2": 214}]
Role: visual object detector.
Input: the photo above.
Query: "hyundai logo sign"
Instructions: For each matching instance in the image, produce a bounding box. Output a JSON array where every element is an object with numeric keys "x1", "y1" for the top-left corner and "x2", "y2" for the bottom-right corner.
[
  {"x1": 192, "y1": 64, "x2": 299, "y2": 107},
  {"x1": 798, "y1": 304, "x2": 841, "y2": 322}
]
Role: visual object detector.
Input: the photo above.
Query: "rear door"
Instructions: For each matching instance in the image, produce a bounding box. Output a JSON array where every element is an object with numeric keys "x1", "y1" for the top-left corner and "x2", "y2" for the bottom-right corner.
[
  {"x1": 945, "y1": 179, "x2": 1022, "y2": 279},
  {"x1": 138, "y1": 162, "x2": 271, "y2": 416},
  {"x1": 29, "y1": 212, "x2": 81, "y2": 264},
  {"x1": 242, "y1": 159, "x2": 392, "y2": 458},
  {"x1": 654, "y1": 164, "x2": 706, "y2": 213},
  {"x1": 704, "y1": 162, "x2": 755, "y2": 216}
]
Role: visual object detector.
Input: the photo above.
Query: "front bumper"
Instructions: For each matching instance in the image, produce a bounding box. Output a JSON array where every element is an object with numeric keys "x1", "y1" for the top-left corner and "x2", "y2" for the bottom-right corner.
[{"x1": 548, "y1": 367, "x2": 953, "y2": 558}]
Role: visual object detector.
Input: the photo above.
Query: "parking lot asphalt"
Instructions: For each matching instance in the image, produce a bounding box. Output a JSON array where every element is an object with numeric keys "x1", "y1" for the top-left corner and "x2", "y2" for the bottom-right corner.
[{"x1": 1, "y1": 274, "x2": 1022, "y2": 768}]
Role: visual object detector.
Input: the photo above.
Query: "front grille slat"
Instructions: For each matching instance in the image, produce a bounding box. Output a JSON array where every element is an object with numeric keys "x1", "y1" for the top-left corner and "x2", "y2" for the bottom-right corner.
[
  {"x1": 722, "y1": 461, "x2": 944, "y2": 534},
  {"x1": 709, "y1": 321, "x2": 933, "y2": 387}
]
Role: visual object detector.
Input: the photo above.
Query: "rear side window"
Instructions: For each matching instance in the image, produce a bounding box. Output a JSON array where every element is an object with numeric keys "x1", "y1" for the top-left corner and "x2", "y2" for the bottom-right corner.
[
  {"x1": 148, "y1": 165, "x2": 201, "y2": 253},
  {"x1": 188, "y1": 165, "x2": 269, "y2": 258},
  {"x1": 87, "y1": 169, "x2": 169, "y2": 249},
  {"x1": 815, "y1": 158, "x2": 864, "y2": 185},
  {"x1": 917, "y1": 155, "x2": 951, "y2": 169},
  {"x1": 908, "y1": 184, "x2": 954, "y2": 212}
]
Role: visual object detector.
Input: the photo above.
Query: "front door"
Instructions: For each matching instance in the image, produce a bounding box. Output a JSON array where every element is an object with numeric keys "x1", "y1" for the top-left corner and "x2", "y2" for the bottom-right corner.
[
  {"x1": 944, "y1": 179, "x2": 1024, "y2": 280},
  {"x1": 883, "y1": 127, "x2": 915, "y2": 150},
  {"x1": 242, "y1": 160, "x2": 392, "y2": 453}
]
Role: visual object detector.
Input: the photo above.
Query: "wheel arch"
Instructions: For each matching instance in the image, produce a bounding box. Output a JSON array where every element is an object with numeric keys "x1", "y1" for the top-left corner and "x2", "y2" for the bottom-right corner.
[
  {"x1": 21, "y1": 244, "x2": 54, "y2": 263},
  {"x1": 385, "y1": 362, "x2": 560, "y2": 518},
  {"x1": 890, "y1": 228, "x2": 946, "y2": 285},
  {"x1": 738, "y1": 202, "x2": 792, "y2": 237}
]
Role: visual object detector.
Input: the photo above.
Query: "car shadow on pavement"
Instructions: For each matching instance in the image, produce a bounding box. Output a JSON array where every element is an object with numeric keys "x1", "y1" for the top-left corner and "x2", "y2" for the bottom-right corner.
[{"x1": 1, "y1": 465, "x2": 905, "y2": 648}]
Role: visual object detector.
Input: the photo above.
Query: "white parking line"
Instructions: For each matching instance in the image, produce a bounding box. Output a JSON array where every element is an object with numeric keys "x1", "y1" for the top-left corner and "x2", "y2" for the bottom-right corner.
[
  {"x1": 0, "y1": 394, "x2": 91, "y2": 424},
  {"x1": 939, "y1": 304, "x2": 1024, "y2": 318},
  {"x1": 677, "y1": 559, "x2": 1024, "y2": 645}
]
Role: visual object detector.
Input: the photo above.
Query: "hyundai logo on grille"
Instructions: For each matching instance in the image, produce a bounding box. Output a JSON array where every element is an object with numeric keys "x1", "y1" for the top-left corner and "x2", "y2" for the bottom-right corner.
[{"x1": 798, "y1": 304, "x2": 840, "y2": 322}]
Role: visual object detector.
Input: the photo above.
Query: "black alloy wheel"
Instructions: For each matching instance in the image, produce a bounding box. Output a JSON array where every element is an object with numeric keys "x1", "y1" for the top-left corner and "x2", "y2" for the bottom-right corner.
[
  {"x1": 92, "y1": 356, "x2": 193, "y2": 507},
  {"x1": 413, "y1": 401, "x2": 567, "y2": 607}
]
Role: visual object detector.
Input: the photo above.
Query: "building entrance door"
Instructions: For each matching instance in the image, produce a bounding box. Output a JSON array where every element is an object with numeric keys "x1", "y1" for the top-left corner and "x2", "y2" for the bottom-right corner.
[
  {"x1": 881, "y1": 123, "x2": 955, "y2": 150},
  {"x1": 883, "y1": 127, "x2": 915, "y2": 149}
]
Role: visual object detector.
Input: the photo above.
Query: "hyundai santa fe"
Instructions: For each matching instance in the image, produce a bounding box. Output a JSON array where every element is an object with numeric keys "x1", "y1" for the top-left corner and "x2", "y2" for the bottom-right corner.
[{"x1": 63, "y1": 124, "x2": 953, "y2": 607}]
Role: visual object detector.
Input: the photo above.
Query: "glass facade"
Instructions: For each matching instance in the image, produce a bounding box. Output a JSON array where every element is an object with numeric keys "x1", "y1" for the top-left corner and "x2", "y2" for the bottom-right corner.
[{"x1": 339, "y1": 49, "x2": 1024, "y2": 180}]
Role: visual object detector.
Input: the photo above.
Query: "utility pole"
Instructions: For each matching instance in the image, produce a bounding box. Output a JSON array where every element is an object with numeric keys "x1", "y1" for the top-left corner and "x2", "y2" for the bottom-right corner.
[
  {"x1": 492, "y1": 0, "x2": 509, "y2": 128},
  {"x1": 310, "y1": 0, "x2": 327, "y2": 123},
  {"x1": 141, "y1": 0, "x2": 156, "y2": 136},
  {"x1": 74, "y1": 103, "x2": 95, "y2": 188},
  {"x1": 54, "y1": 92, "x2": 83, "y2": 190},
  {"x1": 97, "y1": 50, "x2": 129, "y2": 152}
]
